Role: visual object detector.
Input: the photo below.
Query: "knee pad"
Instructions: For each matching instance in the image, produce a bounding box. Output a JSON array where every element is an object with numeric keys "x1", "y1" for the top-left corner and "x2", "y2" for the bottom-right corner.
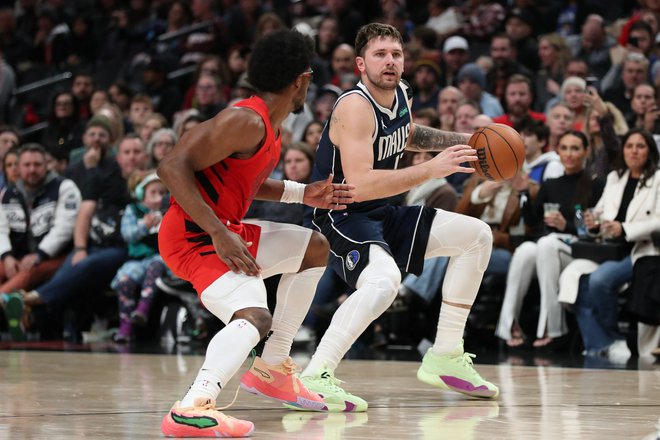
[{"x1": 363, "y1": 274, "x2": 400, "y2": 318}]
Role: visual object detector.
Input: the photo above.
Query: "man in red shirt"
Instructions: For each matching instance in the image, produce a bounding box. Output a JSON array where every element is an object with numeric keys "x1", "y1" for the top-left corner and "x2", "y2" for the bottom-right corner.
[
  {"x1": 158, "y1": 30, "x2": 355, "y2": 438},
  {"x1": 493, "y1": 74, "x2": 546, "y2": 127}
]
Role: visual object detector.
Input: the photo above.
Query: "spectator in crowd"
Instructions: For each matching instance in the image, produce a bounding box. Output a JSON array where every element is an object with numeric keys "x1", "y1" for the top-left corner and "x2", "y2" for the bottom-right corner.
[
  {"x1": 302, "y1": 120, "x2": 324, "y2": 149},
  {"x1": 70, "y1": 71, "x2": 95, "y2": 121},
  {"x1": 559, "y1": 76, "x2": 588, "y2": 130},
  {"x1": 565, "y1": 14, "x2": 616, "y2": 78},
  {"x1": 0, "y1": 52, "x2": 15, "y2": 125},
  {"x1": 411, "y1": 59, "x2": 441, "y2": 113},
  {"x1": 154, "y1": 1, "x2": 192, "y2": 56},
  {"x1": 440, "y1": 36, "x2": 470, "y2": 88},
  {"x1": 413, "y1": 108, "x2": 440, "y2": 129},
  {"x1": 457, "y1": 63, "x2": 504, "y2": 118},
  {"x1": 505, "y1": 7, "x2": 540, "y2": 72},
  {"x1": 493, "y1": 74, "x2": 546, "y2": 127},
  {"x1": 40, "y1": 92, "x2": 84, "y2": 162},
  {"x1": 315, "y1": 16, "x2": 341, "y2": 64},
  {"x1": 627, "y1": 83, "x2": 660, "y2": 133},
  {"x1": 191, "y1": 74, "x2": 226, "y2": 121},
  {"x1": 326, "y1": 0, "x2": 364, "y2": 45},
  {"x1": 112, "y1": 173, "x2": 168, "y2": 343},
  {"x1": 0, "y1": 126, "x2": 21, "y2": 188},
  {"x1": 626, "y1": 19, "x2": 655, "y2": 60},
  {"x1": 2, "y1": 147, "x2": 19, "y2": 188},
  {"x1": 89, "y1": 90, "x2": 110, "y2": 115},
  {"x1": 95, "y1": 103, "x2": 126, "y2": 149},
  {"x1": 602, "y1": 52, "x2": 649, "y2": 122},
  {"x1": 180, "y1": 0, "x2": 227, "y2": 66},
  {"x1": 570, "y1": 128, "x2": 659, "y2": 362},
  {"x1": 535, "y1": 33, "x2": 572, "y2": 112},
  {"x1": 546, "y1": 102, "x2": 575, "y2": 151},
  {"x1": 0, "y1": 8, "x2": 33, "y2": 70},
  {"x1": 115, "y1": 135, "x2": 149, "y2": 184},
  {"x1": 108, "y1": 82, "x2": 134, "y2": 119},
  {"x1": 410, "y1": 26, "x2": 441, "y2": 64},
  {"x1": 565, "y1": 58, "x2": 590, "y2": 79},
  {"x1": 329, "y1": 44, "x2": 356, "y2": 87},
  {"x1": 182, "y1": 55, "x2": 232, "y2": 109},
  {"x1": 0, "y1": 144, "x2": 80, "y2": 326},
  {"x1": 487, "y1": 34, "x2": 533, "y2": 103},
  {"x1": 495, "y1": 131, "x2": 604, "y2": 348},
  {"x1": 582, "y1": 87, "x2": 629, "y2": 180},
  {"x1": 138, "y1": 113, "x2": 167, "y2": 145},
  {"x1": 226, "y1": 0, "x2": 265, "y2": 47},
  {"x1": 454, "y1": 99, "x2": 481, "y2": 134},
  {"x1": 519, "y1": 119, "x2": 564, "y2": 187},
  {"x1": 66, "y1": 116, "x2": 113, "y2": 174},
  {"x1": 313, "y1": 85, "x2": 341, "y2": 124},
  {"x1": 461, "y1": 0, "x2": 506, "y2": 42},
  {"x1": 146, "y1": 128, "x2": 177, "y2": 169},
  {"x1": 127, "y1": 94, "x2": 154, "y2": 134},
  {"x1": 226, "y1": 44, "x2": 250, "y2": 85},
  {"x1": 141, "y1": 56, "x2": 182, "y2": 124},
  {"x1": 436, "y1": 86, "x2": 464, "y2": 130}
]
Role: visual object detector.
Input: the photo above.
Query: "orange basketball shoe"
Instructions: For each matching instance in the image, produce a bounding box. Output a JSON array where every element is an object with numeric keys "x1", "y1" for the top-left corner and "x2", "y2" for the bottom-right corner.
[
  {"x1": 161, "y1": 401, "x2": 254, "y2": 438},
  {"x1": 240, "y1": 356, "x2": 327, "y2": 411}
]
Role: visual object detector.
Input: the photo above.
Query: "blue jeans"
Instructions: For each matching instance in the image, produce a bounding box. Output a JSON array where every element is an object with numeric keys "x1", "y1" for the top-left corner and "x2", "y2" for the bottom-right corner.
[
  {"x1": 36, "y1": 246, "x2": 128, "y2": 305},
  {"x1": 574, "y1": 256, "x2": 633, "y2": 352}
]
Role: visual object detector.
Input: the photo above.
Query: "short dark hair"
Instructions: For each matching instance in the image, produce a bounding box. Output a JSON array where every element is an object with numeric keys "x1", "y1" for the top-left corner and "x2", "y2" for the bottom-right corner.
[
  {"x1": 355, "y1": 23, "x2": 403, "y2": 57},
  {"x1": 18, "y1": 143, "x2": 47, "y2": 158},
  {"x1": 248, "y1": 29, "x2": 313, "y2": 93},
  {"x1": 518, "y1": 117, "x2": 549, "y2": 142}
]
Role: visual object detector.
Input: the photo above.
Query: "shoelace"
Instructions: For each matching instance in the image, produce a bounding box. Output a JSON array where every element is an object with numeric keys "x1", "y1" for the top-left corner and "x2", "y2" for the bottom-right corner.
[
  {"x1": 281, "y1": 357, "x2": 302, "y2": 375},
  {"x1": 316, "y1": 372, "x2": 345, "y2": 392},
  {"x1": 215, "y1": 350, "x2": 258, "y2": 411}
]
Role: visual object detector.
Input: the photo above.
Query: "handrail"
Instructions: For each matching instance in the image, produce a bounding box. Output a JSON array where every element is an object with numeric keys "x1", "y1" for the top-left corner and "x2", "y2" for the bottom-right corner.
[
  {"x1": 157, "y1": 21, "x2": 212, "y2": 43},
  {"x1": 167, "y1": 65, "x2": 197, "y2": 80},
  {"x1": 14, "y1": 72, "x2": 72, "y2": 96},
  {"x1": 19, "y1": 121, "x2": 49, "y2": 137}
]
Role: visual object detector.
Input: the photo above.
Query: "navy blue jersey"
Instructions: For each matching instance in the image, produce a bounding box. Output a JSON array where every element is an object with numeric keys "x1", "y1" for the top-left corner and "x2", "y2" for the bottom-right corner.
[{"x1": 311, "y1": 80, "x2": 412, "y2": 215}]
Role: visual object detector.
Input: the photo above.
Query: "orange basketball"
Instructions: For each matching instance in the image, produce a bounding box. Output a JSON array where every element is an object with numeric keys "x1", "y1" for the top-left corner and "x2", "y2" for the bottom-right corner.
[{"x1": 468, "y1": 123, "x2": 525, "y2": 181}]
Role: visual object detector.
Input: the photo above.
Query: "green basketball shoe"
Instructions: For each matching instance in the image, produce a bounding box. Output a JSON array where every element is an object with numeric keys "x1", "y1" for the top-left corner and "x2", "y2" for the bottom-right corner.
[
  {"x1": 417, "y1": 342, "x2": 499, "y2": 399},
  {"x1": 285, "y1": 366, "x2": 368, "y2": 412}
]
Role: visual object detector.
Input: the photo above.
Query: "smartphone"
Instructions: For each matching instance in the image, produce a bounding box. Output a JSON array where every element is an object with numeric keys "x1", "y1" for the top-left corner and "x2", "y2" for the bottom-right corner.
[
  {"x1": 629, "y1": 35, "x2": 639, "y2": 48},
  {"x1": 585, "y1": 76, "x2": 598, "y2": 92}
]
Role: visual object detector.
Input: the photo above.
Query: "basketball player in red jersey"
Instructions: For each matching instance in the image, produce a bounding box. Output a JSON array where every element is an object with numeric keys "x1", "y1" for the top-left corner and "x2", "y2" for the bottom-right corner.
[{"x1": 158, "y1": 30, "x2": 355, "y2": 438}]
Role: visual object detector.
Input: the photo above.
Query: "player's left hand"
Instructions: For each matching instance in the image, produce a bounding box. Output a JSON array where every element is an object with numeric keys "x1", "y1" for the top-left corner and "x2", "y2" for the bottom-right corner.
[{"x1": 303, "y1": 174, "x2": 356, "y2": 210}]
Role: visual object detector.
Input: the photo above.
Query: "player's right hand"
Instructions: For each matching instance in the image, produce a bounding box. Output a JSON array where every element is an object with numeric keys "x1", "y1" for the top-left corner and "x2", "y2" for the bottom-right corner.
[
  {"x1": 212, "y1": 229, "x2": 261, "y2": 277},
  {"x1": 429, "y1": 144, "x2": 477, "y2": 178}
]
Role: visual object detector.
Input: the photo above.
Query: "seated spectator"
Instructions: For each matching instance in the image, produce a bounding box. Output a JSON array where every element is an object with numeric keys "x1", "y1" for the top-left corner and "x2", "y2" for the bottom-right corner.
[
  {"x1": 95, "y1": 103, "x2": 126, "y2": 149},
  {"x1": 112, "y1": 173, "x2": 169, "y2": 343},
  {"x1": 89, "y1": 90, "x2": 110, "y2": 115},
  {"x1": 565, "y1": 14, "x2": 616, "y2": 79},
  {"x1": 40, "y1": 92, "x2": 84, "y2": 162},
  {"x1": 0, "y1": 145, "x2": 80, "y2": 317},
  {"x1": 192, "y1": 74, "x2": 226, "y2": 122},
  {"x1": 66, "y1": 116, "x2": 113, "y2": 178},
  {"x1": 495, "y1": 131, "x2": 604, "y2": 348},
  {"x1": 602, "y1": 52, "x2": 649, "y2": 123},
  {"x1": 559, "y1": 76, "x2": 588, "y2": 131},
  {"x1": 128, "y1": 94, "x2": 154, "y2": 135},
  {"x1": 545, "y1": 102, "x2": 575, "y2": 151},
  {"x1": 457, "y1": 63, "x2": 504, "y2": 118},
  {"x1": 568, "y1": 128, "x2": 659, "y2": 362},
  {"x1": 413, "y1": 108, "x2": 440, "y2": 129},
  {"x1": 7, "y1": 135, "x2": 134, "y2": 340},
  {"x1": 582, "y1": 87, "x2": 629, "y2": 180},
  {"x1": 146, "y1": 128, "x2": 177, "y2": 169},
  {"x1": 411, "y1": 59, "x2": 441, "y2": 113},
  {"x1": 0, "y1": 126, "x2": 21, "y2": 188},
  {"x1": 535, "y1": 33, "x2": 571, "y2": 112},
  {"x1": 313, "y1": 85, "x2": 342, "y2": 124},
  {"x1": 493, "y1": 74, "x2": 546, "y2": 128},
  {"x1": 138, "y1": 113, "x2": 167, "y2": 145},
  {"x1": 302, "y1": 120, "x2": 324, "y2": 149},
  {"x1": 436, "y1": 86, "x2": 463, "y2": 131},
  {"x1": 627, "y1": 83, "x2": 660, "y2": 133},
  {"x1": 2, "y1": 147, "x2": 19, "y2": 187}
]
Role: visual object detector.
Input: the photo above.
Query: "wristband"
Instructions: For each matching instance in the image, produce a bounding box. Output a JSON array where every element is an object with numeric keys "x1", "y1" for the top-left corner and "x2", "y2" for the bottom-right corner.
[{"x1": 280, "y1": 180, "x2": 306, "y2": 204}]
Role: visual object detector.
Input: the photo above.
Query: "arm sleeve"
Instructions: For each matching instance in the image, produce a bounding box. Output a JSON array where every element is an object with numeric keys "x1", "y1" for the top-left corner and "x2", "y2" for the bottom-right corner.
[
  {"x1": 37, "y1": 179, "x2": 82, "y2": 257},
  {"x1": 120, "y1": 204, "x2": 149, "y2": 244}
]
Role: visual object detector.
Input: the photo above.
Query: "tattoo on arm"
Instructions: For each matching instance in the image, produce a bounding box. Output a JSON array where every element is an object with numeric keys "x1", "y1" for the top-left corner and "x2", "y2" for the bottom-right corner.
[{"x1": 408, "y1": 126, "x2": 469, "y2": 152}]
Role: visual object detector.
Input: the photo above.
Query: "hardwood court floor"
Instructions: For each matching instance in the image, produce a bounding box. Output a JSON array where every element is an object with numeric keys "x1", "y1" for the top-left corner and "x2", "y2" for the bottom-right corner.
[{"x1": 1, "y1": 351, "x2": 659, "y2": 439}]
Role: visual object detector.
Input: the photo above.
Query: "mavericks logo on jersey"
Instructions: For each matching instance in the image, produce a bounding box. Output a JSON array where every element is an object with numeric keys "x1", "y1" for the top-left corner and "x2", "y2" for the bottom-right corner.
[
  {"x1": 346, "y1": 250, "x2": 360, "y2": 271},
  {"x1": 377, "y1": 125, "x2": 410, "y2": 161}
]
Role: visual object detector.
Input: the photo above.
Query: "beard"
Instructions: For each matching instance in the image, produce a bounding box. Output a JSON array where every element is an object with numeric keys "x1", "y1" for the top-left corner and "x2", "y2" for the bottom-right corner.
[
  {"x1": 292, "y1": 103, "x2": 305, "y2": 114},
  {"x1": 365, "y1": 69, "x2": 400, "y2": 91}
]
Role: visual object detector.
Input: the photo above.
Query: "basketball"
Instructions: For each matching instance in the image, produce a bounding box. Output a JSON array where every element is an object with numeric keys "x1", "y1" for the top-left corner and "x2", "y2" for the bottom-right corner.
[{"x1": 468, "y1": 124, "x2": 525, "y2": 181}]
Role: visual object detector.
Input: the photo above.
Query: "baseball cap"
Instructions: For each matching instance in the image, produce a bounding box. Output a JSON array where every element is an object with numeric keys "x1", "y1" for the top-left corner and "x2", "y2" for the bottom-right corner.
[{"x1": 443, "y1": 36, "x2": 469, "y2": 53}]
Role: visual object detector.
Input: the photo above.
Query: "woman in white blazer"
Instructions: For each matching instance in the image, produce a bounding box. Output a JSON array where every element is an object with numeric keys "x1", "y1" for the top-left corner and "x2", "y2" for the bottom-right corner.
[{"x1": 574, "y1": 128, "x2": 660, "y2": 361}]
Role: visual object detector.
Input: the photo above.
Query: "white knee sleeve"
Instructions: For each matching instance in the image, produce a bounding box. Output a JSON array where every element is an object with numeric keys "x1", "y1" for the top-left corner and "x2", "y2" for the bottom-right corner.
[
  {"x1": 356, "y1": 245, "x2": 401, "y2": 319},
  {"x1": 201, "y1": 272, "x2": 268, "y2": 324}
]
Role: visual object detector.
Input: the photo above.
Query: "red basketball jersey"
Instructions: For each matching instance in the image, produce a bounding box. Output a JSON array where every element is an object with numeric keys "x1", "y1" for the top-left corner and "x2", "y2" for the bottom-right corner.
[{"x1": 170, "y1": 95, "x2": 281, "y2": 224}]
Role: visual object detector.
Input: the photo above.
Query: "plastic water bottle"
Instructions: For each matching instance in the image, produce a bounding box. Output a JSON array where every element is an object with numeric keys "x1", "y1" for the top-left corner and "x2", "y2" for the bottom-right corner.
[{"x1": 574, "y1": 204, "x2": 588, "y2": 239}]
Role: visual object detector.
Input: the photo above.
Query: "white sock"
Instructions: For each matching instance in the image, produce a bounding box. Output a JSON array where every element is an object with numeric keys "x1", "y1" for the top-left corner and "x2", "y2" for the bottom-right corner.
[
  {"x1": 181, "y1": 318, "x2": 260, "y2": 407},
  {"x1": 432, "y1": 303, "x2": 470, "y2": 355},
  {"x1": 261, "y1": 267, "x2": 324, "y2": 365}
]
